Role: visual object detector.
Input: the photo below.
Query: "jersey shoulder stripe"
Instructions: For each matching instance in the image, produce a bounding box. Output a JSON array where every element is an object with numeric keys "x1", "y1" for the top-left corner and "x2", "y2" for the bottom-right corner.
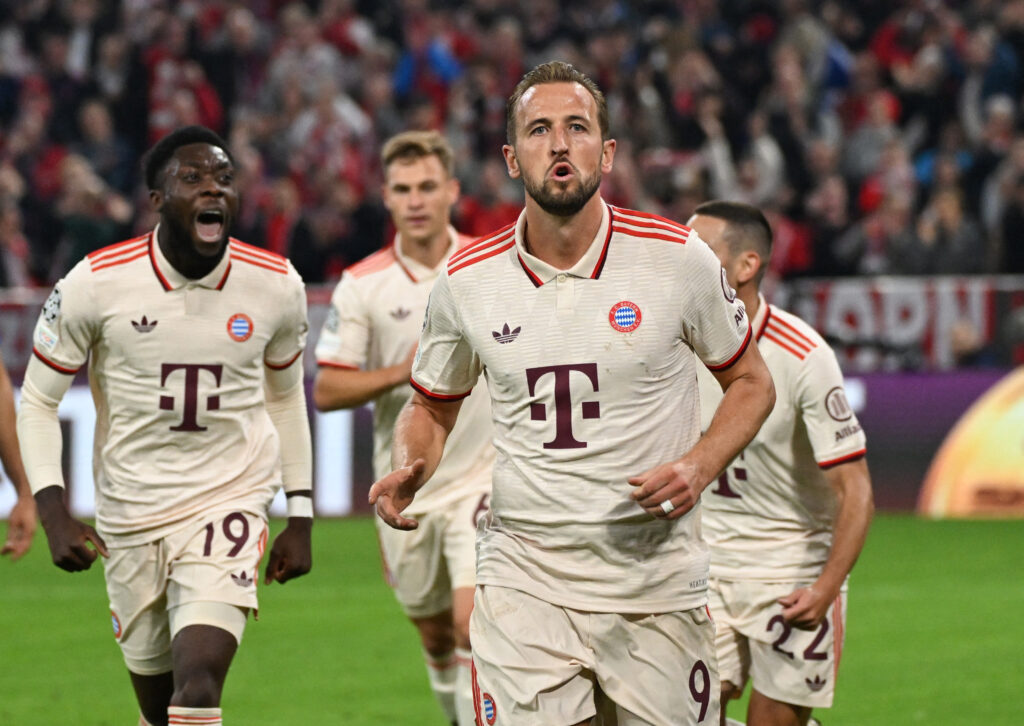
[
  {"x1": 448, "y1": 229, "x2": 516, "y2": 275},
  {"x1": 762, "y1": 328, "x2": 808, "y2": 360},
  {"x1": 769, "y1": 313, "x2": 818, "y2": 350},
  {"x1": 346, "y1": 247, "x2": 397, "y2": 279},
  {"x1": 611, "y1": 206, "x2": 691, "y2": 240},
  {"x1": 449, "y1": 223, "x2": 516, "y2": 265},
  {"x1": 87, "y1": 235, "x2": 150, "y2": 271},
  {"x1": 229, "y1": 241, "x2": 289, "y2": 274}
]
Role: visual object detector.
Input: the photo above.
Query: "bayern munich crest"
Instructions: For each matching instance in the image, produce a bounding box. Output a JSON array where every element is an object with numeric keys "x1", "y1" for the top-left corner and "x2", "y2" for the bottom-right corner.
[
  {"x1": 111, "y1": 610, "x2": 122, "y2": 640},
  {"x1": 227, "y1": 313, "x2": 254, "y2": 342},
  {"x1": 481, "y1": 692, "x2": 497, "y2": 724},
  {"x1": 609, "y1": 300, "x2": 642, "y2": 332}
]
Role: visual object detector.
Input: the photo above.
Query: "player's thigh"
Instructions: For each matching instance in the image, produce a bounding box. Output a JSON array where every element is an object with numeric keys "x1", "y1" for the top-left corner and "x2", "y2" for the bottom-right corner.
[
  {"x1": 441, "y1": 489, "x2": 488, "y2": 592},
  {"x1": 471, "y1": 585, "x2": 597, "y2": 726},
  {"x1": 591, "y1": 605, "x2": 719, "y2": 726},
  {"x1": 376, "y1": 512, "x2": 451, "y2": 618},
  {"x1": 709, "y1": 579, "x2": 752, "y2": 694},
  {"x1": 165, "y1": 510, "x2": 267, "y2": 642},
  {"x1": 104, "y1": 540, "x2": 173, "y2": 675},
  {"x1": 745, "y1": 584, "x2": 847, "y2": 709}
]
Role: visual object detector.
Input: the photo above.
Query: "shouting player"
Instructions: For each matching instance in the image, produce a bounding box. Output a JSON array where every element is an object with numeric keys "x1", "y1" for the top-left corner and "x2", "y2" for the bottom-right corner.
[
  {"x1": 18, "y1": 126, "x2": 313, "y2": 726},
  {"x1": 690, "y1": 201, "x2": 874, "y2": 726}
]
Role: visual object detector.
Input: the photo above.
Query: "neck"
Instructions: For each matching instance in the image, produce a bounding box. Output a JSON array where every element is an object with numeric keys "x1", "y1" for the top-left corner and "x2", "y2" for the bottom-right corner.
[
  {"x1": 739, "y1": 286, "x2": 760, "y2": 322},
  {"x1": 157, "y1": 224, "x2": 225, "y2": 280},
  {"x1": 522, "y1": 194, "x2": 604, "y2": 270},
  {"x1": 400, "y1": 227, "x2": 451, "y2": 268}
]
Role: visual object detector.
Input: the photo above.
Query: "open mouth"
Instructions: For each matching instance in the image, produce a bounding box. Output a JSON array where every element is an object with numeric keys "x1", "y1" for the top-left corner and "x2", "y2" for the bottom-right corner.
[
  {"x1": 551, "y1": 162, "x2": 574, "y2": 180},
  {"x1": 195, "y1": 209, "x2": 225, "y2": 243}
]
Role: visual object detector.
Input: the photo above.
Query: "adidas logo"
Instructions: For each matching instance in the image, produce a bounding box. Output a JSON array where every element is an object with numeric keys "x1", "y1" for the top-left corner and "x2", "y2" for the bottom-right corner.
[
  {"x1": 131, "y1": 315, "x2": 158, "y2": 333},
  {"x1": 806, "y1": 675, "x2": 827, "y2": 692},
  {"x1": 230, "y1": 571, "x2": 254, "y2": 588},
  {"x1": 390, "y1": 307, "x2": 412, "y2": 320},
  {"x1": 492, "y1": 323, "x2": 521, "y2": 344}
]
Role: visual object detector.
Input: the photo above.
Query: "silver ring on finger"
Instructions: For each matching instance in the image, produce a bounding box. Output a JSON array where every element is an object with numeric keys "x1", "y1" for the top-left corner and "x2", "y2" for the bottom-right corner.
[{"x1": 660, "y1": 499, "x2": 675, "y2": 515}]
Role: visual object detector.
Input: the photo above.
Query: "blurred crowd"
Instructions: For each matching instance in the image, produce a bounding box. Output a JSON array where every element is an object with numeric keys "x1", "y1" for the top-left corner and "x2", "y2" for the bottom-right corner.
[{"x1": 2, "y1": 0, "x2": 1024, "y2": 288}]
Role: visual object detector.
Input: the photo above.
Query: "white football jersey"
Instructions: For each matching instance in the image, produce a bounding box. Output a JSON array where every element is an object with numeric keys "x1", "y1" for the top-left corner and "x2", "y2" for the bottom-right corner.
[
  {"x1": 30, "y1": 229, "x2": 308, "y2": 545},
  {"x1": 698, "y1": 295, "x2": 867, "y2": 581},
  {"x1": 412, "y1": 203, "x2": 751, "y2": 613},
  {"x1": 314, "y1": 228, "x2": 494, "y2": 514}
]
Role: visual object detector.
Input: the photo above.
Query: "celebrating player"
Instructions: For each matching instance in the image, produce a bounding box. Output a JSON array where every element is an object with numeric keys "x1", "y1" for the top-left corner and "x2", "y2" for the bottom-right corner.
[
  {"x1": 313, "y1": 130, "x2": 493, "y2": 726},
  {"x1": 689, "y1": 201, "x2": 874, "y2": 726},
  {"x1": 370, "y1": 62, "x2": 775, "y2": 725},
  {"x1": 0, "y1": 351, "x2": 35, "y2": 560},
  {"x1": 17, "y1": 126, "x2": 313, "y2": 726}
]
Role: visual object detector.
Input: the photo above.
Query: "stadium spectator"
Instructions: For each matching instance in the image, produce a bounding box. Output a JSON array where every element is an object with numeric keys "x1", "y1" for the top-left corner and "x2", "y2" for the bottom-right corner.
[
  {"x1": 314, "y1": 130, "x2": 493, "y2": 726},
  {"x1": 0, "y1": 349, "x2": 34, "y2": 561},
  {"x1": 370, "y1": 61, "x2": 775, "y2": 725},
  {"x1": 455, "y1": 156, "x2": 520, "y2": 237},
  {"x1": 18, "y1": 125, "x2": 313, "y2": 726},
  {"x1": 689, "y1": 200, "x2": 873, "y2": 726},
  {"x1": 72, "y1": 98, "x2": 136, "y2": 195}
]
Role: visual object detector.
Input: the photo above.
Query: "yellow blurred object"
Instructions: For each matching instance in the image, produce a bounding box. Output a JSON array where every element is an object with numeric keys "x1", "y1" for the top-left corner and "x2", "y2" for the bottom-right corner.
[{"x1": 918, "y1": 367, "x2": 1024, "y2": 517}]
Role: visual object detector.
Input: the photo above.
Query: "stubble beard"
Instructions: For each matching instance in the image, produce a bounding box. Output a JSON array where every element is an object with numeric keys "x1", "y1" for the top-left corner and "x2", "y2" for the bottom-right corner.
[{"x1": 523, "y1": 168, "x2": 603, "y2": 218}]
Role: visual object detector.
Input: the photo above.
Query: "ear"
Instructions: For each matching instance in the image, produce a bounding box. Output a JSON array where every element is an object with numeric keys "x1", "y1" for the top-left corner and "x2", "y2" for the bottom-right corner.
[
  {"x1": 601, "y1": 138, "x2": 616, "y2": 174},
  {"x1": 149, "y1": 188, "x2": 163, "y2": 212},
  {"x1": 735, "y1": 249, "x2": 763, "y2": 286},
  {"x1": 502, "y1": 144, "x2": 520, "y2": 179}
]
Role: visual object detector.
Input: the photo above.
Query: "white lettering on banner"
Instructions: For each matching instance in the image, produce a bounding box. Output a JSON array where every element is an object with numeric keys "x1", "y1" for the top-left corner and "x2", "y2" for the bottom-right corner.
[{"x1": 3, "y1": 386, "x2": 354, "y2": 519}]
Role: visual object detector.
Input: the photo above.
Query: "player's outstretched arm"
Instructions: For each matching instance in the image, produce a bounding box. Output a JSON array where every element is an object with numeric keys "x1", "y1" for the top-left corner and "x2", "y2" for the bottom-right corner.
[
  {"x1": 0, "y1": 353, "x2": 35, "y2": 560},
  {"x1": 630, "y1": 342, "x2": 775, "y2": 519},
  {"x1": 369, "y1": 392, "x2": 462, "y2": 530},
  {"x1": 313, "y1": 344, "x2": 417, "y2": 412},
  {"x1": 779, "y1": 456, "x2": 874, "y2": 628},
  {"x1": 34, "y1": 485, "x2": 108, "y2": 571}
]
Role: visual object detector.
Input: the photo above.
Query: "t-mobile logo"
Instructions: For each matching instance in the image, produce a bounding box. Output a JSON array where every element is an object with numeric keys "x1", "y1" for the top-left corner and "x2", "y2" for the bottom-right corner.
[
  {"x1": 159, "y1": 363, "x2": 224, "y2": 431},
  {"x1": 525, "y1": 363, "x2": 600, "y2": 449}
]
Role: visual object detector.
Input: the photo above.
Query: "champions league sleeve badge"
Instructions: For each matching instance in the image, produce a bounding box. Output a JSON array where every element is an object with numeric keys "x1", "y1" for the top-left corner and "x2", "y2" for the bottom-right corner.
[
  {"x1": 609, "y1": 300, "x2": 642, "y2": 332},
  {"x1": 42, "y1": 286, "x2": 62, "y2": 323}
]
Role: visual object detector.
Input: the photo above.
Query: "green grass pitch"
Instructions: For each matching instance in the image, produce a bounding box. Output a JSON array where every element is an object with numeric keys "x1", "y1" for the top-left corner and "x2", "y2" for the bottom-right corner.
[{"x1": 1, "y1": 514, "x2": 1020, "y2": 725}]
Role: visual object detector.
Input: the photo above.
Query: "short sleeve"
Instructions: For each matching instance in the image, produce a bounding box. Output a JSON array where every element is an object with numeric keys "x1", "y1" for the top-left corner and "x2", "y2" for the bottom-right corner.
[
  {"x1": 314, "y1": 271, "x2": 368, "y2": 369},
  {"x1": 265, "y1": 266, "x2": 309, "y2": 369},
  {"x1": 31, "y1": 262, "x2": 97, "y2": 374},
  {"x1": 796, "y1": 345, "x2": 867, "y2": 468},
  {"x1": 410, "y1": 272, "x2": 481, "y2": 400},
  {"x1": 680, "y1": 234, "x2": 751, "y2": 370}
]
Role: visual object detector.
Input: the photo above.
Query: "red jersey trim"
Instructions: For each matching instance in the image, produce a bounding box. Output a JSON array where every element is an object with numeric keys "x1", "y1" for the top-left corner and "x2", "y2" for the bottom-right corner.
[
  {"x1": 611, "y1": 226, "x2": 688, "y2": 245},
  {"x1": 765, "y1": 321, "x2": 814, "y2": 354},
  {"x1": 762, "y1": 330, "x2": 807, "y2": 360},
  {"x1": 769, "y1": 316, "x2": 816, "y2": 350},
  {"x1": 611, "y1": 206, "x2": 692, "y2": 237},
  {"x1": 346, "y1": 247, "x2": 397, "y2": 278},
  {"x1": 231, "y1": 253, "x2": 289, "y2": 275},
  {"x1": 90, "y1": 247, "x2": 150, "y2": 272},
  {"x1": 818, "y1": 449, "x2": 867, "y2": 469},
  {"x1": 393, "y1": 254, "x2": 417, "y2": 283},
  {"x1": 215, "y1": 261, "x2": 231, "y2": 290},
  {"x1": 410, "y1": 378, "x2": 472, "y2": 401},
  {"x1": 705, "y1": 324, "x2": 752, "y2": 371},
  {"x1": 316, "y1": 360, "x2": 359, "y2": 370},
  {"x1": 32, "y1": 347, "x2": 79, "y2": 375},
  {"x1": 265, "y1": 350, "x2": 302, "y2": 370},
  {"x1": 230, "y1": 239, "x2": 287, "y2": 264},
  {"x1": 149, "y1": 240, "x2": 174, "y2": 291},
  {"x1": 517, "y1": 251, "x2": 544, "y2": 287},
  {"x1": 87, "y1": 234, "x2": 150, "y2": 263},
  {"x1": 449, "y1": 240, "x2": 515, "y2": 276},
  {"x1": 589, "y1": 207, "x2": 614, "y2": 279},
  {"x1": 449, "y1": 223, "x2": 516, "y2": 265}
]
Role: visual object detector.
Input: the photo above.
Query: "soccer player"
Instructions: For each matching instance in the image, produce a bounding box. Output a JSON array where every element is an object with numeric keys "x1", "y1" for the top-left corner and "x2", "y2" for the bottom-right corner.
[
  {"x1": 17, "y1": 126, "x2": 313, "y2": 726},
  {"x1": 313, "y1": 130, "x2": 493, "y2": 726},
  {"x1": 688, "y1": 201, "x2": 874, "y2": 726},
  {"x1": 1, "y1": 351, "x2": 35, "y2": 561},
  {"x1": 370, "y1": 62, "x2": 776, "y2": 726}
]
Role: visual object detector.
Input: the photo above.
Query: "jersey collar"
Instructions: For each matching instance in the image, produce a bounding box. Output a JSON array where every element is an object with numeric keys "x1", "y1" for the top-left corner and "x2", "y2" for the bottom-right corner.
[
  {"x1": 752, "y1": 293, "x2": 771, "y2": 341},
  {"x1": 514, "y1": 201, "x2": 613, "y2": 287},
  {"x1": 393, "y1": 225, "x2": 460, "y2": 283},
  {"x1": 149, "y1": 224, "x2": 232, "y2": 291}
]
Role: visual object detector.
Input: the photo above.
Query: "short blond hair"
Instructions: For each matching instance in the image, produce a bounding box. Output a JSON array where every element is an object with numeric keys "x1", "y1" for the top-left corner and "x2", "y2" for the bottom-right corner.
[
  {"x1": 506, "y1": 61, "x2": 609, "y2": 144},
  {"x1": 381, "y1": 130, "x2": 455, "y2": 178}
]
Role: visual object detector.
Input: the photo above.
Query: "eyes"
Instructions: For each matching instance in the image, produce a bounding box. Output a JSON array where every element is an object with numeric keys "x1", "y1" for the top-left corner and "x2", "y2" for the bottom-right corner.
[
  {"x1": 528, "y1": 122, "x2": 589, "y2": 136},
  {"x1": 178, "y1": 170, "x2": 234, "y2": 185}
]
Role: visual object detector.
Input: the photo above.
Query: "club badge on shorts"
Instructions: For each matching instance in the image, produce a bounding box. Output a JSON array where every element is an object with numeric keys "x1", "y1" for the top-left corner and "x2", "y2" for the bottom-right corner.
[
  {"x1": 609, "y1": 300, "x2": 641, "y2": 332},
  {"x1": 111, "y1": 610, "x2": 122, "y2": 640},
  {"x1": 481, "y1": 692, "x2": 497, "y2": 724},
  {"x1": 227, "y1": 313, "x2": 253, "y2": 342}
]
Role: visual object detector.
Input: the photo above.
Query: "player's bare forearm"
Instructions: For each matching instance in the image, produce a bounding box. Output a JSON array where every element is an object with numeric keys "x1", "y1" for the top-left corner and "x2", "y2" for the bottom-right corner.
[
  {"x1": 264, "y1": 517, "x2": 312, "y2": 585},
  {"x1": 369, "y1": 393, "x2": 463, "y2": 529},
  {"x1": 696, "y1": 343, "x2": 775, "y2": 485},
  {"x1": 313, "y1": 345, "x2": 417, "y2": 411},
  {"x1": 35, "y1": 485, "x2": 108, "y2": 571},
  {"x1": 817, "y1": 457, "x2": 874, "y2": 596},
  {"x1": 0, "y1": 358, "x2": 30, "y2": 498}
]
